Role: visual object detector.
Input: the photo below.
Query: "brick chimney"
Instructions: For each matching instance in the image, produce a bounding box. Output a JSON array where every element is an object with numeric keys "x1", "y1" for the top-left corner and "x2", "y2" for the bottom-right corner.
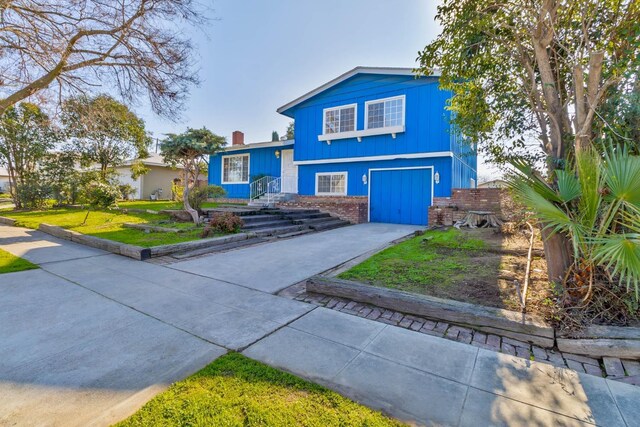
[{"x1": 232, "y1": 130, "x2": 244, "y2": 146}]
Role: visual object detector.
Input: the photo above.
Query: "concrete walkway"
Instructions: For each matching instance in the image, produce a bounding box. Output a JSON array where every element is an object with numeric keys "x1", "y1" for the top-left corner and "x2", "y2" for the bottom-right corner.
[{"x1": 1, "y1": 223, "x2": 639, "y2": 426}]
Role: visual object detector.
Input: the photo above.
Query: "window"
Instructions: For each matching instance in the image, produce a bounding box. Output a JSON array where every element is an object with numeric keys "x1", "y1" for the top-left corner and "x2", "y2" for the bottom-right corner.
[
  {"x1": 365, "y1": 96, "x2": 405, "y2": 130},
  {"x1": 222, "y1": 154, "x2": 249, "y2": 183},
  {"x1": 316, "y1": 172, "x2": 347, "y2": 195},
  {"x1": 323, "y1": 104, "x2": 356, "y2": 134}
]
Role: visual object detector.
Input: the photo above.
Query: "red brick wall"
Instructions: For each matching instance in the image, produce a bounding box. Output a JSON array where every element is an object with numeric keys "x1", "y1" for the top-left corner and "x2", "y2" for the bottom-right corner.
[
  {"x1": 279, "y1": 196, "x2": 368, "y2": 224},
  {"x1": 429, "y1": 188, "x2": 513, "y2": 227}
]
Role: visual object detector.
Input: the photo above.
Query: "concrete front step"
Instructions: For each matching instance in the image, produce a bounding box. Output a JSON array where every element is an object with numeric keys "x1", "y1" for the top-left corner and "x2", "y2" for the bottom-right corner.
[
  {"x1": 292, "y1": 217, "x2": 340, "y2": 226},
  {"x1": 276, "y1": 229, "x2": 315, "y2": 239},
  {"x1": 282, "y1": 212, "x2": 330, "y2": 220},
  {"x1": 253, "y1": 224, "x2": 307, "y2": 237},
  {"x1": 242, "y1": 219, "x2": 295, "y2": 230},
  {"x1": 172, "y1": 237, "x2": 269, "y2": 259},
  {"x1": 309, "y1": 219, "x2": 351, "y2": 231},
  {"x1": 240, "y1": 214, "x2": 282, "y2": 224}
]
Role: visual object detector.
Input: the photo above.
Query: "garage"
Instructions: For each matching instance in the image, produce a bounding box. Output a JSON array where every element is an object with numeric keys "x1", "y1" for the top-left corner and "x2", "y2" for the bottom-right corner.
[{"x1": 369, "y1": 167, "x2": 433, "y2": 225}]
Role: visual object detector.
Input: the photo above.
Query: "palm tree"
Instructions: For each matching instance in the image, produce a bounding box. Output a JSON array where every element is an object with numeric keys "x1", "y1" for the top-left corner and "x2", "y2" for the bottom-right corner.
[{"x1": 508, "y1": 146, "x2": 640, "y2": 302}]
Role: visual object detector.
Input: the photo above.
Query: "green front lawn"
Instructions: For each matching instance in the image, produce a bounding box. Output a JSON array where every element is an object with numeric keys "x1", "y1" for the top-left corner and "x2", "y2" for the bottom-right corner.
[
  {"x1": 0, "y1": 205, "x2": 212, "y2": 247},
  {"x1": 339, "y1": 228, "x2": 551, "y2": 312},
  {"x1": 340, "y1": 228, "x2": 488, "y2": 292},
  {"x1": 116, "y1": 353, "x2": 405, "y2": 427},
  {"x1": 117, "y1": 200, "x2": 219, "y2": 212},
  {"x1": 0, "y1": 249, "x2": 38, "y2": 274}
]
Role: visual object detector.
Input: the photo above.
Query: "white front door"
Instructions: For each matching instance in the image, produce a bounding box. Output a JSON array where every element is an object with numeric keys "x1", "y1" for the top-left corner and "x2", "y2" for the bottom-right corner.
[{"x1": 280, "y1": 149, "x2": 298, "y2": 193}]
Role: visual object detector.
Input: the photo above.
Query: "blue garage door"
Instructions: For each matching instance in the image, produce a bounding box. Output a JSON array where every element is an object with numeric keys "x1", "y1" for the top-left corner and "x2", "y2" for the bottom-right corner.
[{"x1": 370, "y1": 168, "x2": 432, "y2": 225}]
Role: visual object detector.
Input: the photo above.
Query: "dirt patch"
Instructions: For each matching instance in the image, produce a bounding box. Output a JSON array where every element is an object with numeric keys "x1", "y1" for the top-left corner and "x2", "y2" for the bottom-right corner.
[{"x1": 340, "y1": 227, "x2": 555, "y2": 321}]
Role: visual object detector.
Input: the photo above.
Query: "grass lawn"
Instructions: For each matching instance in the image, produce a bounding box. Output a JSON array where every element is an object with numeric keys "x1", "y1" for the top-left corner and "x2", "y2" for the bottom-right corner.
[
  {"x1": 117, "y1": 200, "x2": 219, "y2": 212},
  {"x1": 0, "y1": 249, "x2": 38, "y2": 274},
  {"x1": 0, "y1": 204, "x2": 218, "y2": 247},
  {"x1": 116, "y1": 352, "x2": 405, "y2": 427},
  {"x1": 339, "y1": 228, "x2": 551, "y2": 313}
]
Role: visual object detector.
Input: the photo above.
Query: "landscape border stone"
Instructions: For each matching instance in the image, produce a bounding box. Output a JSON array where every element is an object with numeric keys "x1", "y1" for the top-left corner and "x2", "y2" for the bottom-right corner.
[
  {"x1": 38, "y1": 223, "x2": 151, "y2": 260},
  {"x1": 306, "y1": 275, "x2": 555, "y2": 348},
  {"x1": 148, "y1": 232, "x2": 255, "y2": 257},
  {"x1": 0, "y1": 216, "x2": 17, "y2": 226}
]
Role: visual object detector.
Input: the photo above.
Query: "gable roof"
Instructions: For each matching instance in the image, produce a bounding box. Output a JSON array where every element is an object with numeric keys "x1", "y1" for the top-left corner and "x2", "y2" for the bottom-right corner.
[
  {"x1": 221, "y1": 139, "x2": 294, "y2": 153},
  {"x1": 276, "y1": 66, "x2": 441, "y2": 116}
]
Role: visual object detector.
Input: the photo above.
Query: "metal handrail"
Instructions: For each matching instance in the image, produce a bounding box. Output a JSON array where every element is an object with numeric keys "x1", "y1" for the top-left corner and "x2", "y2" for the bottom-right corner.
[
  {"x1": 250, "y1": 175, "x2": 275, "y2": 200},
  {"x1": 266, "y1": 177, "x2": 281, "y2": 204}
]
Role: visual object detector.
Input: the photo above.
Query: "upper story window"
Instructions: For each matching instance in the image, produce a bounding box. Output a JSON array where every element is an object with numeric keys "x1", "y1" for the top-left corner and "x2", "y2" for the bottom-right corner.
[
  {"x1": 323, "y1": 104, "x2": 356, "y2": 135},
  {"x1": 365, "y1": 95, "x2": 405, "y2": 130},
  {"x1": 222, "y1": 154, "x2": 249, "y2": 184}
]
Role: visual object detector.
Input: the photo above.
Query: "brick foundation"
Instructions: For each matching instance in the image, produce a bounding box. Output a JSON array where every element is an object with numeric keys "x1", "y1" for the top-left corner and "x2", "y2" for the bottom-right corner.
[
  {"x1": 429, "y1": 188, "x2": 515, "y2": 227},
  {"x1": 278, "y1": 196, "x2": 368, "y2": 224}
]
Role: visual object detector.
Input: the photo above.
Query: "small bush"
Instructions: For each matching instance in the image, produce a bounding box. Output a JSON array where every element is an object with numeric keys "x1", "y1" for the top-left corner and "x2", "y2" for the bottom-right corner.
[
  {"x1": 81, "y1": 180, "x2": 121, "y2": 209},
  {"x1": 119, "y1": 184, "x2": 136, "y2": 200},
  {"x1": 15, "y1": 178, "x2": 50, "y2": 209},
  {"x1": 189, "y1": 184, "x2": 226, "y2": 211},
  {"x1": 201, "y1": 212, "x2": 244, "y2": 237}
]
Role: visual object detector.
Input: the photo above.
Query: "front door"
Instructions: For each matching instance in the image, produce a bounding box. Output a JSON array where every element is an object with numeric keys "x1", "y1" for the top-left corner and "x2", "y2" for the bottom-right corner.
[{"x1": 281, "y1": 149, "x2": 298, "y2": 193}]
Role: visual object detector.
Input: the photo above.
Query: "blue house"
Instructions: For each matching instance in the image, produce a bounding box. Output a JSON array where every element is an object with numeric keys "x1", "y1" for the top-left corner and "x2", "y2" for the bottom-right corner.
[{"x1": 209, "y1": 67, "x2": 477, "y2": 225}]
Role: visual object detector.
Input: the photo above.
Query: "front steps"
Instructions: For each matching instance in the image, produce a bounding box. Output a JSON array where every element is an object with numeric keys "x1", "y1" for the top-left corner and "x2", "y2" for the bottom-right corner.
[
  {"x1": 204, "y1": 207, "x2": 351, "y2": 238},
  {"x1": 248, "y1": 193, "x2": 297, "y2": 207}
]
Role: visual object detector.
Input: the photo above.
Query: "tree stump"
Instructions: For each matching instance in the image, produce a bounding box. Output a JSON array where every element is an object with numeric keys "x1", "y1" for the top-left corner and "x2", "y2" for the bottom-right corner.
[{"x1": 454, "y1": 211, "x2": 503, "y2": 229}]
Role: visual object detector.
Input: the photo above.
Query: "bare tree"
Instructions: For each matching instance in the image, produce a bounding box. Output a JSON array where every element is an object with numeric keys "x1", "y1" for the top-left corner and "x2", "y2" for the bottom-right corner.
[{"x1": 0, "y1": 0, "x2": 205, "y2": 117}]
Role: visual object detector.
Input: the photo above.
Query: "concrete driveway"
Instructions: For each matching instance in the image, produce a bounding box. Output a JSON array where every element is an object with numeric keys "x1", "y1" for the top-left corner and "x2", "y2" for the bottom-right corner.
[
  {"x1": 170, "y1": 222, "x2": 419, "y2": 293},
  {"x1": 0, "y1": 223, "x2": 419, "y2": 426}
]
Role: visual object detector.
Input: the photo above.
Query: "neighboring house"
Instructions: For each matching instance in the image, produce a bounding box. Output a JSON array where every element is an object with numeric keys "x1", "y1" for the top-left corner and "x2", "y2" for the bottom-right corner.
[
  {"x1": 209, "y1": 66, "x2": 477, "y2": 225},
  {"x1": 0, "y1": 167, "x2": 10, "y2": 193},
  {"x1": 478, "y1": 179, "x2": 507, "y2": 189},
  {"x1": 115, "y1": 153, "x2": 183, "y2": 200}
]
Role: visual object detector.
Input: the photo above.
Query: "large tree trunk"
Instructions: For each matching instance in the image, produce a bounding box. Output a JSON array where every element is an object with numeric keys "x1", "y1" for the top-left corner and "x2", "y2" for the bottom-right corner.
[
  {"x1": 540, "y1": 227, "x2": 573, "y2": 284},
  {"x1": 182, "y1": 182, "x2": 200, "y2": 224}
]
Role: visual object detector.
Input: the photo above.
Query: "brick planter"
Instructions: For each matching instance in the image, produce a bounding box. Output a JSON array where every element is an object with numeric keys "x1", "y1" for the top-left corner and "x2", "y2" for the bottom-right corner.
[{"x1": 429, "y1": 188, "x2": 517, "y2": 227}]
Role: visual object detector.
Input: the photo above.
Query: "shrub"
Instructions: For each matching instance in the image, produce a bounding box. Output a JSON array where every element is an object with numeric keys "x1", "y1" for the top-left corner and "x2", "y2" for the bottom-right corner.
[
  {"x1": 188, "y1": 184, "x2": 226, "y2": 211},
  {"x1": 201, "y1": 212, "x2": 244, "y2": 237},
  {"x1": 81, "y1": 181, "x2": 120, "y2": 209},
  {"x1": 14, "y1": 172, "x2": 51, "y2": 209},
  {"x1": 119, "y1": 184, "x2": 136, "y2": 200}
]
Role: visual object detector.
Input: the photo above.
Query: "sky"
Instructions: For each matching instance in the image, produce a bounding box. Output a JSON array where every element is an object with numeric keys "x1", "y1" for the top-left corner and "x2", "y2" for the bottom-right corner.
[{"x1": 139, "y1": 0, "x2": 498, "y2": 178}]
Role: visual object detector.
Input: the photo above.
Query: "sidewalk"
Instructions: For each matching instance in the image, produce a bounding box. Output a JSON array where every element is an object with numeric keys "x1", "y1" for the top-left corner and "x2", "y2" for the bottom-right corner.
[{"x1": 1, "y1": 223, "x2": 638, "y2": 426}]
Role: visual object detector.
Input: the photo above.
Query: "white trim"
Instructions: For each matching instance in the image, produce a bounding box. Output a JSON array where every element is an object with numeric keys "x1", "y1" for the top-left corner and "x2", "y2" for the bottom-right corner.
[
  {"x1": 222, "y1": 139, "x2": 294, "y2": 153},
  {"x1": 280, "y1": 149, "x2": 298, "y2": 193},
  {"x1": 364, "y1": 95, "x2": 406, "y2": 130},
  {"x1": 294, "y1": 151, "x2": 453, "y2": 166},
  {"x1": 277, "y1": 66, "x2": 441, "y2": 115},
  {"x1": 322, "y1": 103, "x2": 357, "y2": 136},
  {"x1": 367, "y1": 166, "x2": 434, "y2": 223},
  {"x1": 315, "y1": 171, "x2": 348, "y2": 196},
  {"x1": 221, "y1": 153, "x2": 250, "y2": 184},
  {"x1": 318, "y1": 125, "x2": 405, "y2": 142}
]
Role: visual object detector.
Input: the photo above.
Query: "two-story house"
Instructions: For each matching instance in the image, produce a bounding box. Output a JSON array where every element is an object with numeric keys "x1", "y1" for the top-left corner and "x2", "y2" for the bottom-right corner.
[{"x1": 208, "y1": 67, "x2": 477, "y2": 226}]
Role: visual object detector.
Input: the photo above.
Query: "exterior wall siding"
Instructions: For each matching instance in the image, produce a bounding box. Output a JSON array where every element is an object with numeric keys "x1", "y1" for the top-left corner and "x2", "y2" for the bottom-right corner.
[
  {"x1": 297, "y1": 157, "x2": 452, "y2": 198},
  {"x1": 141, "y1": 166, "x2": 182, "y2": 200},
  {"x1": 209, "y1": 146, "x2": 283, "y2": 198},
  {"x1": 291, "y1": 74, "x2": 452, "y2": 162}
]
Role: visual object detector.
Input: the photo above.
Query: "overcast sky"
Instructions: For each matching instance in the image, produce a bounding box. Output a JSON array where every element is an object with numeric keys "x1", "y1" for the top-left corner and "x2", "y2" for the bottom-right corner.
[{"x1": 138, "y1": 0, "x2": 498, "y2": 178}]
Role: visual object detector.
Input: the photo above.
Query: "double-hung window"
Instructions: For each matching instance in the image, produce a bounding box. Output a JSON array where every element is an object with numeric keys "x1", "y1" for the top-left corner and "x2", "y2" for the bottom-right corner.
[
  {"x1": 365, "y1": 95, "x2": 405, "y2": 130},
  {"x1": 323, "y1": 104, "x2": 356, "y2": 135},
  {"x1": 222, "y1": 154, "x2": 249, "y2": 184},
  {"x1": 315, "y1": 172, "x2": 347, "y2": 196}
]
